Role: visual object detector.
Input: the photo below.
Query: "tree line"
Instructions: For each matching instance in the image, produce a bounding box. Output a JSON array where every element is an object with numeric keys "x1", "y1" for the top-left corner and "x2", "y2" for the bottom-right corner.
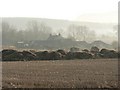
[{"x1": 1, "y1": 20, "x2": 105, "y2": 46}]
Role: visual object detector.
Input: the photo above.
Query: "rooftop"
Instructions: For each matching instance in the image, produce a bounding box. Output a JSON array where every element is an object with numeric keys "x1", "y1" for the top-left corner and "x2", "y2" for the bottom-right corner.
[{"x1": 47, "y1": 33, "x2": 65, "y2": 40}]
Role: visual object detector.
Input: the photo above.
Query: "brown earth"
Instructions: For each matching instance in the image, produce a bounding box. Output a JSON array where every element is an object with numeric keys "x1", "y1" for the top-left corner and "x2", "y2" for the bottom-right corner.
[{"x1": 2, "y1": 59, "x2": 119, "y2": 89}]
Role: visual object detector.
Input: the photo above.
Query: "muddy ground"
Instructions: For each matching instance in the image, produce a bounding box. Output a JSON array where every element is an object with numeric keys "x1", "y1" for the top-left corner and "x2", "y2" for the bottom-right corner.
[{"x1": 2, "y1": 59, "x2": 119, "y2": 89}]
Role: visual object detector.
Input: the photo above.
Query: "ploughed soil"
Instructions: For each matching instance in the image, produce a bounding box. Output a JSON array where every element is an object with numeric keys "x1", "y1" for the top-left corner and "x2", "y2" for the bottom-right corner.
[{"x1": 2, "y1": 59, "x2": 119, "y2": 88}]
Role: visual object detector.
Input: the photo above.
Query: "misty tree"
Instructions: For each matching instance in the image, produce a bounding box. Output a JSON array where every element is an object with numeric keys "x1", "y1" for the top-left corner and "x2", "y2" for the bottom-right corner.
[
  {"x1": 85, "y1": 30, "x2": 96, "y2": 42},
  {"x1": 2, "y1": 22, "x2": 10, "y2": 31},
  {"x1": 68, "y1": 24, "x2": 76, "y2": 39},
  {"x1": 77, "y1": 25, "x2": 89, "y2": 41},
  {"x1": 25, "y1": 20, "x2": 53, "y2": 40},
  {"x1": 2, "y1": 21, "x2": 53, "y2": 46},
  {"x1": 67, "y1": 24, "x2": 90, "y2": 41},
  {"x1": 25, "y1": 20, "x2": 39, "y2": 40},
  {"x1": 2, "y1": 22, "x2": 18, "y2": 45},
  {"x1": 16, "y1": 30, "x2": 25, "y2": 41}
]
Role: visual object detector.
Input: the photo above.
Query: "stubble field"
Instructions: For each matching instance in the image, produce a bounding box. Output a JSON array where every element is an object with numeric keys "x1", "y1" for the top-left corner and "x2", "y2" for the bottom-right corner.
[{"x1": 2, "y1": 59, "x2": 118, "y2": 88}]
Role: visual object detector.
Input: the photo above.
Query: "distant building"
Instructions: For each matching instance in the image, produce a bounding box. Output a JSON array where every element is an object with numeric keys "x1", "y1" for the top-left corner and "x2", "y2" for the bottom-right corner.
[
  {"x1": 15, "y1": 34, "x2": 113, "y2": 50},
  {"x1": 16, "y1": 41, "x2": 29, "y2": 48},
  {"x1": 26, "y1": 33, "x2": 77, "y2": 50},
  {"x1": 47, "y1": 33, "x2": 65, "y2": 40}
]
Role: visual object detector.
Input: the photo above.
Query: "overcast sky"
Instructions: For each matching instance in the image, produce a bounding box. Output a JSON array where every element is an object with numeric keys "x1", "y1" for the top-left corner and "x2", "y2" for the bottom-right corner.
[{"x1": 0, "y1": 0, "x2": 119, "y2": 23}]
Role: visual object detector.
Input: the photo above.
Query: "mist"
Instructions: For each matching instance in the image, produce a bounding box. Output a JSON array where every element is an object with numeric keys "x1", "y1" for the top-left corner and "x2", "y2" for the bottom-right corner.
[
  {"x1": 2, "y1": 18, "x2": 117, "y2": 42},
  {"x1": 1, "y1": 18, "x2": 118, "y2": 51}
]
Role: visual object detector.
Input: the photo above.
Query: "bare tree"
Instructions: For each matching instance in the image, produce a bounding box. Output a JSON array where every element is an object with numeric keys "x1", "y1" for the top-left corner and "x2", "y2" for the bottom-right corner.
[
  {"x1": 67, "y1": 24, "x2": 90, "y2": 41},
  {"x1": 85, "y1": 30, "x2": 96, "y2": 42},
  {"x1": 68, "y1": 24, "x2": 76, "y2": 39},
  {"x1": 26, "y1": 20, "x2": 53, "y2": 40},
  {"x1": 2, "y1": 22, "x2": 17, "y2": 45}
]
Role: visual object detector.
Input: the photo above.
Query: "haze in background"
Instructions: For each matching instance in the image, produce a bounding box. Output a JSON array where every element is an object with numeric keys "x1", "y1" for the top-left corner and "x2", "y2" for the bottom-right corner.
[
  {"x1": 0, "y1": 0, "x2": 118, "y2": 22},
  {"x1": 0, "y1": 0, "x2": 118, "y2": 44},
  {"x1": 2, "y1": 18, "x2": 117, "y2": 44}
]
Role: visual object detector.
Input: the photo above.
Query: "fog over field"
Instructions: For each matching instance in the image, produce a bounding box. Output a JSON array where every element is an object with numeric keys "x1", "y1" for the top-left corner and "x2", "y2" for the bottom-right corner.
[
  {"x1": 0, "y1": 0, "x2": 119, "y2": 89},
  {"x1": 0, "y1": 0, "x2": 118, "y2": 45},
  {"x1": 2, "y1": 18, "x2": 117, "y2": 44}
]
